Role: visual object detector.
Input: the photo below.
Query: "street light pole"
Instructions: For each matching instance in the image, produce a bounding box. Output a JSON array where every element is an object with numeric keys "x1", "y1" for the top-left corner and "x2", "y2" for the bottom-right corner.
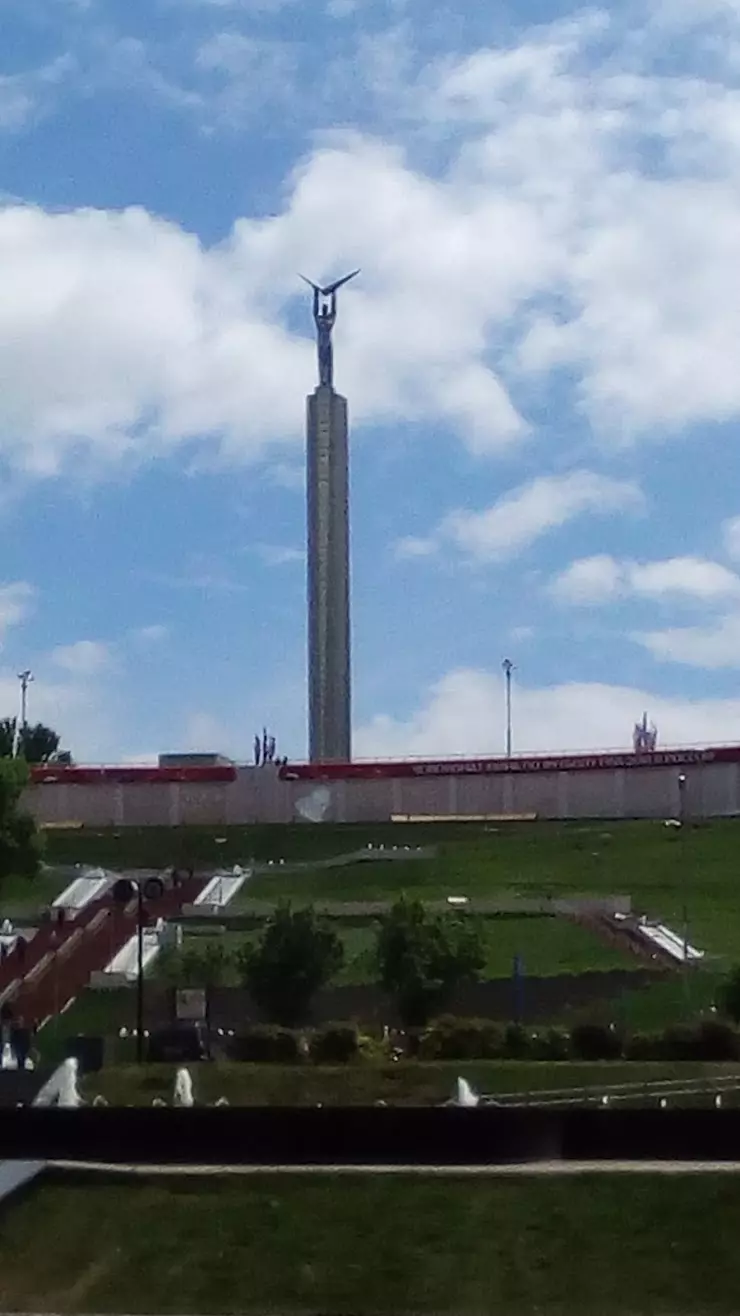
[
  {"x1": 14, "y1": 671, "x2": 33, "y2": 757},
  {"x1": 678, "y1": 773, "x2": 689, "y2": 1009},
  {"x1": 113, "y1": 874, "x2": 164, "y2": 1067},
  {"x1": 502, "y1": 659, "x2": 515, "y2": 759},
  {"x1": 18, "y1": 670, "x2": 33, "y2": 728},
  {"x1": 136, "y1": 885, "x2": 145, "y2": 1066}
]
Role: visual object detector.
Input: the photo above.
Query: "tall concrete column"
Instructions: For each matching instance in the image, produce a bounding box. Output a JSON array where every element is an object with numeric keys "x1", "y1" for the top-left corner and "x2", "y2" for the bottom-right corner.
[{"x1": 307, "y1": 384, "x2": 351, "y2": 762}]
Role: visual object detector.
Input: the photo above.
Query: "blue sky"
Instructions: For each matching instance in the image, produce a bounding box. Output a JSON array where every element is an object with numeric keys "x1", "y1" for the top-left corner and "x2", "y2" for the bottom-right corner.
[{"x1": 2, "y1": 0, "x2": 740, "y2": 763}]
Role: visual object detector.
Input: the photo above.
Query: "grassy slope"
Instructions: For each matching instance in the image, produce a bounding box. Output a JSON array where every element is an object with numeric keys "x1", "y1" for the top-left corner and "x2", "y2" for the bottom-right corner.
[
  {"x1": 81, "y1": 1059, "x2": 740, "y2": 1106},
  {"x1": 34, "y1": 819, "x2": 740, "y2": 1036},
  {"x1": 2, "y1": 1173, "x2": 740, "y2": 1314},
  {"x1": 167, "y1": 918, "x2": 632, "y2": 982},
  {"x1": 1, "y1": 868, "x2": 69, "y2": 917},
  {"x1": 43, "y1": 818, "x2": 740, "y2": 958}
]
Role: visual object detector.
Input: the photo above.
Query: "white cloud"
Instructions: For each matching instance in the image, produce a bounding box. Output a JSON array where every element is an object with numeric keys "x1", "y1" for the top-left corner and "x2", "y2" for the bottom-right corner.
[
  {"x1": 265, "y1": 463, "x2": 304, "y2": 492},
  {"x1": 0, "y1": 582, "x2": 35, "y2": 636},
  {"x1": 509, "y1": 625, "x2": 535, "y2": 643},
  {"x1": 129, "y1": 624, "x2": 169, "y2": 645},
  {"x1": 172, "y1": 0, "x2": 296, "y2": 8},
  {"x1": 145, "y1": 568, "x2": 248, "y2": 592},
  {"x1": 635, "y1": 614, "x2": 740, "y2": 668},
  {"x1": 254, "y1": 543, "x2": 305, "y2": 566},
  {"x1": 3, "y1": 8, "x2": 740, "y2": 474},
  {"x1": 551, "y1": 555, "x2": 740, "y2": 605},
  {"x1": 355, "y1": 666, "x2": 740, "y2": 758},
  {"x1": 51, "y1": 639, "x2": 112, "y2": 676},
  {"x1": 395, "y1": 535, "x2": 437, "y2": 559},
  {"x1": 0, "y1": 57, "x2": 74, "y2": 133},
  {"x1": 632, "y1": 557, "x2": 740, "y2": 600},
  {"x1": 194, "y1": 33, "x2": 298, "y2": 123},
  {"x1": 0, "y1": 204, "x2": 313, "y2": 476},
  {"x1": 723, "y1": 515, "x2": 740, "y2": 561},
  {"x1": 179, "y1": 711, "x2": 232, "y2": 751},
  {"x1": 549, "y1": 555, "x2": 624, "y2": 605},
  {"x1": 410, "y1": 472, "x2": 642, "y2": 563}
]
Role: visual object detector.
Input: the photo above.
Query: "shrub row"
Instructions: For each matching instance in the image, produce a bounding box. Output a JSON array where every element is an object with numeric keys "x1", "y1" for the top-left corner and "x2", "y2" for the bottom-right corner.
[
  {"x1": 220, "y1": 1017, "x2": 740, "y2": 1065},
  {"x1": 420, "y1": 1016, "x2": 740, "y2": 1063},
  {"x1": 226, "y1": 1023, "x2": 361, "y2": 1064}
]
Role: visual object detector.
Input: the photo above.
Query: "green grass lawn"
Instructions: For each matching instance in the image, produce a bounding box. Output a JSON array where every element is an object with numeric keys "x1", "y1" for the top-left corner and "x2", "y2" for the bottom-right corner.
[
  {"x1": 3, "y1": 1172, "x2": 740, "y2": 1313},
  {"x1": 80, "y1": 1059, "x2": 740, "y2": 1107},
  {"x1": 37, "y1": 990, "x2": 136, "y2": 1066},
  {"x1": 0, "y1": 866, "x2": 69, "y2": 918},
  {"x1": 41, "y1": 817, "x2": 740, "y2": 962},
  {"x1": 572, "y1": 968, "x2": 723, "y2": 1032},
  {"x1": 167, "y1": 916, "x2": 633, "y2": 985},
  {"x1": 29, "y1": 818, "x2": 740, "y2": 1039}
]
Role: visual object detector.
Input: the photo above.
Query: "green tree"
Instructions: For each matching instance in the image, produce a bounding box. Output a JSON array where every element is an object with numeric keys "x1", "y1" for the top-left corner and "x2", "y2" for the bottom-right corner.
[
  {"x1": 719, "y1": 965, "x2": 740, "y2": 1023},
  {"x1": 0, "y1": 757, "x2": 43, "y2": 891},
  {"x1": 239, "y1": 904, "x2": 344, "y2": 1026},
  {"x1": 0, "y1": 719, "x2": 63, "y2": 764},
  {"x1": 375, "y1": 896, "x2": 487, "y2": 1026},
  {"x1": 159, "y1": 940, "x2": 234, "y2": 988}
]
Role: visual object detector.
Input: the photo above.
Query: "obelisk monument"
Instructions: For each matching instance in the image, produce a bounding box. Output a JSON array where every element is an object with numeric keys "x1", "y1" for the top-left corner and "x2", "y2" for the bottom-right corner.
[{"x1": 302, "y1": 270, "x2": 358, "y2": 763}]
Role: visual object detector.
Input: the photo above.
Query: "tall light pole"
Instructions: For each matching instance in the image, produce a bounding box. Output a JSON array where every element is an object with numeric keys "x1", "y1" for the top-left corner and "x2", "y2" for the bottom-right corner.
[
  {"x1": 112, "y1": 874, "x2": 165, "y2": 1064},
  {"x1": 14, "y1": 670, "x2": 33, "y2": 757},
  {"x1": 678, "y1": 773, "x2": 689, "y2": 1007},
  {"x1": 502, "y1": 659, "x2": 515, "y2": 759}
]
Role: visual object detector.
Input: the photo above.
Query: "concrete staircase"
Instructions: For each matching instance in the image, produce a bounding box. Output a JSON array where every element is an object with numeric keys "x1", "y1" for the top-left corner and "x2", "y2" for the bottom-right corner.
[{"x1": 1, "y1": 875, "x2": 205, "y2": 1026}]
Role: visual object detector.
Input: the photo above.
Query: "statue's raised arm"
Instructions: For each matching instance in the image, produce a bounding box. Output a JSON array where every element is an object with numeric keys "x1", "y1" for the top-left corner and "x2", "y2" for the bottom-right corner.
[{"x1": 300, "y1": 270, "x2": 360, "y2": 389}]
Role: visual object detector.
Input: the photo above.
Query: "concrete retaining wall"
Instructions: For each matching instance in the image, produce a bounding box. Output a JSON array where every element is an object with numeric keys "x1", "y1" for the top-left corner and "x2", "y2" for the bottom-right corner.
[
  {"x1": 22, "y1": 758, "x2": 740, "y2": 827},
  {"x1": 4, "y1": 1107, "x2": 740, "y2": 1165}
]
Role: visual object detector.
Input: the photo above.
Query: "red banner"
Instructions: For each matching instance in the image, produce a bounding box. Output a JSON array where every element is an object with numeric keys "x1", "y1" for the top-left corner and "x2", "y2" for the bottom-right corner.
[{"x1": 279, "y1": 745, "x2": 734, "y2": 783}]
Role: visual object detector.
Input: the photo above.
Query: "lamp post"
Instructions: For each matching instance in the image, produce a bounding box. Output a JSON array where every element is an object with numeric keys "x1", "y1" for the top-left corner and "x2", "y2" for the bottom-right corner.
[
  {"x1": 112, "y1": 875, "x2": 165, "y2": 1064},
  {"x1": 14, "y1": 670, "x2": 33, "y2": 757},
  {"x1": 502, "y1": 659, "x2": 515, "y2": 759},
  {"x1": 677, "y1": 773, "x2": 689, "y2": 1007}
]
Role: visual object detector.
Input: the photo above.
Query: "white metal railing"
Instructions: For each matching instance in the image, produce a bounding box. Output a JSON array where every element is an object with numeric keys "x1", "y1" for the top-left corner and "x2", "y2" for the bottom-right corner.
[
  {"x1": 194, "y1": 869, "x2": 249, "y2": 909},
  {"x1": 101, "y1": 929, "x2": 161, "y2": 982},
  {"x1": 52, "y1": 871, "x2": 111, "y2": 912},
  {"x1": 637, "y1": 921, "x2": 705, "y2": 964}
]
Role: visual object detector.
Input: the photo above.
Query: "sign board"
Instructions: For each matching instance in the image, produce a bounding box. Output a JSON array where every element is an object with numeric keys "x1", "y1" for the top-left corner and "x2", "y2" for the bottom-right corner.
[{"x1": 175, "y1": 989, "x2": 207, "y2": 1022}]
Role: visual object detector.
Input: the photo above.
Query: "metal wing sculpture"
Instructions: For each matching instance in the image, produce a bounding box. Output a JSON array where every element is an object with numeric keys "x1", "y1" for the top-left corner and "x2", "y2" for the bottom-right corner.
[{"x1": 300, "y1": 270, "x2": 360, "y2": 388}]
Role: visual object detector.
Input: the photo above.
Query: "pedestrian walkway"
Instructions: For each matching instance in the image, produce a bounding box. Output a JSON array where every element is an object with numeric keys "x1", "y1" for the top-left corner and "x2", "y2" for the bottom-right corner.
[
  {"x1": 0, "y1": 874, "x2": 206, "y2": 1028},
  {"x1": 45, "y1": 1159, "x2": 740, "y2": 1177}
]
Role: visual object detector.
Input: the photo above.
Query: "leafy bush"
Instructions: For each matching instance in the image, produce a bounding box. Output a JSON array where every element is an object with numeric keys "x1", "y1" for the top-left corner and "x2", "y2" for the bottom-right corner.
[
  {"x1": 625, "y1": 1019, "x2": 740, "y2": 1061},
  {"x1": 310, "y1": 1023, "x2": 361, "y2": 1064},
  {"x1": 0, "y1": 756, "x2": 43, "y2": 889},
  {"x1": 420, "y1": 1016, "x2": 504, "y2": 1060},
  {"x1": 375, "y1": 897, "x2": 486, "y2": 1027},
  {"x1": 531, "y1": 1027, "x2": 570, "y2": 1061},
  {"x1": 570, "y1": 1022, "x2": 624, "y2": 1061},
  {"x1": 718, "y1": 966, "x2": 740, "y2": 1024},
  {"x1": 624, "y1": 1031, "x2": 664, "y2": 1061},
  {"x1": 660, "y1": 1019, "x2": 740, "y2": 1061},
  {"x1": 159, "y1": 941, "x2": 234, "y2": 988},
  {"x1": 502, "y1": 1022, "x2": 531, "y2": 1059},
  {"x1": 239, "y1": 904, "x2": 344, "y2": 1027},
  {"x1": 228, "y1": 1025, "x2": 301, "y2": 1063}
]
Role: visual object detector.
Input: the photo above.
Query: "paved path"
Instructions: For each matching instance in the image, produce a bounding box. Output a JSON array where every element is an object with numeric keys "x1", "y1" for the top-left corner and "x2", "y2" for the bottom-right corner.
[{"x1": 47, "y1": 1159, "x2": 740, "y2": 1176}]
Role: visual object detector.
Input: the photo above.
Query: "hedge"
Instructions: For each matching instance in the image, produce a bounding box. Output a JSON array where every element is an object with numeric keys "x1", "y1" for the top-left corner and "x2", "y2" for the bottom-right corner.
[
  {"x1": 227, "y1": 1025, "x2": 302, "y2": 1063},
  {"x1": 309, "y1": 1023, "x2": 361, "y2": 1064},
  {"x1": 419, "y1": 1016, "x2": 740, "y2": 1064},
  {"x1": 218, "y1": 1015, "x2": 740, "y2": 1064}
]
